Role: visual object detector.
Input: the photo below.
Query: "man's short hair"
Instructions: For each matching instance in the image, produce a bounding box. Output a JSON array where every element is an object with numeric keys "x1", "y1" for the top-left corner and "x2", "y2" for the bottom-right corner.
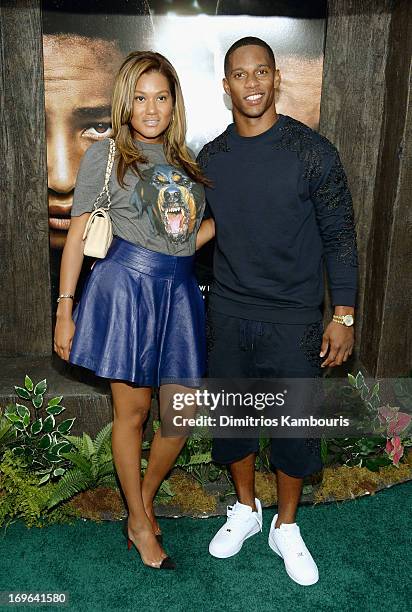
[{"x1": 224, "y1": 37, "x2": 276, "y2": 76}]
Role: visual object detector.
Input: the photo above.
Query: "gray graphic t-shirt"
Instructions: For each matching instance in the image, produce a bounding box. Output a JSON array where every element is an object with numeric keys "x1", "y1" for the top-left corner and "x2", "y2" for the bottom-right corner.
[{"x1": 71, "y1": 138, "x2": 205, "y2": 256}]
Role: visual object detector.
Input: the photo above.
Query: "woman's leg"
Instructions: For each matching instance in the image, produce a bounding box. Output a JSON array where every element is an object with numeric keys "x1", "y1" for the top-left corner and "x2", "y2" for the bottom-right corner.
[
  {"x1": 110, "y1": 380, "x2": 167, "y2": 565},
  {"x1": 141, "y1": 384, "x2": 193, "y2": 533}
]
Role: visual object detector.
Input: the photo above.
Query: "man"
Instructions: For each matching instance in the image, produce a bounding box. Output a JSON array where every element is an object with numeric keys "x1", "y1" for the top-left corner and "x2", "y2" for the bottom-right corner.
[
  {"x1": 216, "y1": 0, "x2": 326, "y2": 131},
  {"x1": 197, "y1": 37, "x2": 358, "y2": 586}
]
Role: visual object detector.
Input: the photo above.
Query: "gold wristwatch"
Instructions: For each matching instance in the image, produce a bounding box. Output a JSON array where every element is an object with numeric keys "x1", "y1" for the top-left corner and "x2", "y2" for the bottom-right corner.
[{"x1": 332, "y1": 314, "x2": 354, "y2": 327}]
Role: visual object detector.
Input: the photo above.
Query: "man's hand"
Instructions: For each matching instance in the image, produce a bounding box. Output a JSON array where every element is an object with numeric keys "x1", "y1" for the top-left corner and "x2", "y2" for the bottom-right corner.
[{"x1": 320, "y1": 321, "x2": 354, "y2": 368}]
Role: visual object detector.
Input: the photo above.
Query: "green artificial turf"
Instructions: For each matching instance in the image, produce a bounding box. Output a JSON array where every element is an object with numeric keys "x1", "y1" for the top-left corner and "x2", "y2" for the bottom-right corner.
[{"x1": 1, "y1": 480, "x2": 411, "y2": 612}]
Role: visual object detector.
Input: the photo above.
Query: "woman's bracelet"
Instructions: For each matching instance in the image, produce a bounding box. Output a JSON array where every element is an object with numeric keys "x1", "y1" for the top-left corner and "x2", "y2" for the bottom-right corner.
[{"x1": 57, "y1": 294, "x2": 74, "y2": 303}]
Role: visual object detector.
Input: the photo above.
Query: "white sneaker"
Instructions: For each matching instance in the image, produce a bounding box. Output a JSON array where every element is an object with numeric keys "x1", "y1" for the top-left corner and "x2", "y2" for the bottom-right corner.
[
  {"x1": 209, "y1": 498, "x2": 263, "y2": 558},
  {"x1": 268, "y1": 514, "x2": 319, "y2": 586}
]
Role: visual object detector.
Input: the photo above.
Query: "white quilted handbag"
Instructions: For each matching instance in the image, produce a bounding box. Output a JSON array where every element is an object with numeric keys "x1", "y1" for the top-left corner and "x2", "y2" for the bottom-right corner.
[{"x1": 82, "y1": 138, "x2": 116, "y2": 258}]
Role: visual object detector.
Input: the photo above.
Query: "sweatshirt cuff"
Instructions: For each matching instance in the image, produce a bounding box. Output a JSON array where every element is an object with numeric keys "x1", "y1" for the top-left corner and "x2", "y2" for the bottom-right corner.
[{"x1": 330, "y1": 288, "x2": 357, "y2": 308}]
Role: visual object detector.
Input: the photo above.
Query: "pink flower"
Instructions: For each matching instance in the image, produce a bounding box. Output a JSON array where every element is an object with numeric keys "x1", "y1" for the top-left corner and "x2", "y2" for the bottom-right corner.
[
  {"x1": 385, "y1": 436, "x2": 404, "y2": 465},
  {"x1": 378, "y1": 405, "x2": 394, "y2": 424},
  {"x1": 387, "y1": 412, "x2": 411, "y2": 437}
]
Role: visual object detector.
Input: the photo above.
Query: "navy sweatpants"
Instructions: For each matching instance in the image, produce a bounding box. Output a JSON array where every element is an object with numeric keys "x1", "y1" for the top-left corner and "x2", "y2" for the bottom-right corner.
[{"x1": 206, "y1": 309, "x2": 323, "y2": 478}]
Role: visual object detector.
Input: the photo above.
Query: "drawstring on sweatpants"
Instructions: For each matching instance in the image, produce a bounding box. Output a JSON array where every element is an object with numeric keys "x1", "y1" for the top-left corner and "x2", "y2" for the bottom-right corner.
[{"x1": 239, "y1": 319, "x2": 263, "y2": 351}]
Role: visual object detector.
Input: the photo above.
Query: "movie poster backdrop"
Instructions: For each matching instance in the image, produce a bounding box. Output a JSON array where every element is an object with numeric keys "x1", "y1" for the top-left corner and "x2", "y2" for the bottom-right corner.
[{"x1": 42, "y1": 0, "x2": 326, "y2": 312}]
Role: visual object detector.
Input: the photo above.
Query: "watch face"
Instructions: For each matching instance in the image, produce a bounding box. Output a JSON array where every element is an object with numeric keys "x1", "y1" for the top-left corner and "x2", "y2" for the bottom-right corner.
[{"x1": 343, "y1": 315, "x2": 354, "y2": 326}]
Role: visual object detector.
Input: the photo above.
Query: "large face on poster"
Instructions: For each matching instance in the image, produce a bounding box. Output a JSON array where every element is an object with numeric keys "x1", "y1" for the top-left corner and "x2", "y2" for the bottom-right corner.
[{"x1": 42, "y1": 0, "x2": 325, "y2": 252}]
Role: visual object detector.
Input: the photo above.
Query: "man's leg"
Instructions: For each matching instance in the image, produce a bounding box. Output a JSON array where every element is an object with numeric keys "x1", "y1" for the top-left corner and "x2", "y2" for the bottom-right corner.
[
  {"x1": 275, "y1": 468, "x2": 303, "y2": 528},
  {"x1": 230, "y1": 452, "x2": 257, "y2": 511},
  {"x1": 207, "y1": 311, "x2": 262, "y2": 557},
  {"x1": 255, "y1": 319, "x2": 323, "y2": 585}
]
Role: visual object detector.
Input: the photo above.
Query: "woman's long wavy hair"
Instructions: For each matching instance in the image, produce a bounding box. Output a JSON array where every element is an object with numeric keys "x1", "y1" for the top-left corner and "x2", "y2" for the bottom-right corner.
[{"x1": 111, "y1": 51, "x2": 210, "y2": 187}]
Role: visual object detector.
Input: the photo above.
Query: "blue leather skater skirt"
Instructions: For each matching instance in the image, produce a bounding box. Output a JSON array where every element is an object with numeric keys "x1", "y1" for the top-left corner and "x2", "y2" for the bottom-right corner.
[{"x1": 69, "y1": 237, "x2": 206, "y2": 386}]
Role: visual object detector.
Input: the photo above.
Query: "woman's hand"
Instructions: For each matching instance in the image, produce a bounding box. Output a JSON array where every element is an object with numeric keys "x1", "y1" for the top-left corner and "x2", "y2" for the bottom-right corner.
[
  {"x1": 196, "y1": 218, "x2": 215, "y2": 250},
  {"x1": 54, "y1": 315, "x2": 76, "y2": 362},
  {"x1": 53, "y1": 213, "x2": 91, "y2": 362}
]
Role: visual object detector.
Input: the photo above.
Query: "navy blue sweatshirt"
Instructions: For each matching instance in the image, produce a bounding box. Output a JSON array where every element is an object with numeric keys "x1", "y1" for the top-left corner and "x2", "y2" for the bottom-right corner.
[{"x1": 197, "y1": 114, "x2": 358, "y2": 324}]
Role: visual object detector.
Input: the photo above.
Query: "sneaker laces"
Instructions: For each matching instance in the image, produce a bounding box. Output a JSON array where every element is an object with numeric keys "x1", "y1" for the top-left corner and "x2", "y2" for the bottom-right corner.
[
  {"x1": 226, "y1": 503, "x2": 262, "y2": 531},
  {"x1": 226, "y1": 504, "x2": 247, "y2": 524},
  {"x1": 278, "y1": 525, "x2": 308, "y2": 557}
]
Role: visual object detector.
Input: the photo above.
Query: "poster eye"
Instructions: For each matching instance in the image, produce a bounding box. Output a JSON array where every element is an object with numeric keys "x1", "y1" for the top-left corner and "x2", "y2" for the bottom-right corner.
[{"x1": 172, "y1": 173, "x2": 183, "y2": 182}]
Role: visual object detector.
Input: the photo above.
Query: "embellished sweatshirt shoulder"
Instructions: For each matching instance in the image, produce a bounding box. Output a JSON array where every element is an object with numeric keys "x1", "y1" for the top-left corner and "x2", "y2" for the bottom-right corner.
[
  {"x1": 277, "y1": 116, "x2": 337, "y2": 155},
  {"x1": 196, "y1": 129, "x2": 230, "y2": 170},
  {"x1": 275, "y1": 116, "x2": 339, "y2": 182}
]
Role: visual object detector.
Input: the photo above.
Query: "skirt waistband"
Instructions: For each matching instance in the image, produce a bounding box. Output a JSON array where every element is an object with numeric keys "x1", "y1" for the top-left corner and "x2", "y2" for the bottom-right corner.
[{"x1": 106, "y1": 236, "x2": 195, "y2": 279}]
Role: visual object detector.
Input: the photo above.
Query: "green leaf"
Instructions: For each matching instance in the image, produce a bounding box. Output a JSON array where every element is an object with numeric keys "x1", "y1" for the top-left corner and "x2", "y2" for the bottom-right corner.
[
  {"x1": 38, "y1": 433, "x2": 52, "y2": 450},
  {"x1": 364, "y1": 456, "x2": 391, "y2": 471},
  {"x1": 12, "y1": 446, "x2": 26, "y2": 456},
  {"x1": 30, "y1": 418, "x2": 43, "y2": 435},
  {"x1": 94, "y1": 422, "x2": 112, "y2": 456},
  {"x1": 22, "y1": 413, "x2": 30, "y2": 427},
  {"x1": 35, "y1": 467, "x2": 52, "y2": 475},
  {"x1": 34, "y1": 379, "x2": 47, "y2": 396},
  {"x1": 82, "y1": 433, "x2": 95, "y2": 458},
  {"x1": 356, "y1": 372, "x2": 365, "y2": 390},
  {"x1": 38, "y1": 474, "x2": 51, "y2": 485},
  {"x1": 185, "y1": 452, "x2": 212, "y2": 466},
  {"x1": 13, "y1": 420, "x2": 26, "y2": 431},
  {"x1": 14, "y1": 386, "x2": 31, "y2": 400},
  {"x1": 97, "y1": 475, "x2": 118, "y2": 489},
  {"x1": 60, "y1": 433, "x2": 83, "y2": 452},
  {"x1": 47, "y1": 395, "x2": 63, "y2": 407},
  {"x1": 371, "y1": 383, "x2": 380, "y2": 398},
  {"x1": 43, "y1": 414, "x2": 55, "y2": 433},
  {"x1": 16, "y1": 404, "x2": 30, "y2": 419},
  {"x1": 57, "y1": 442, "x2": 73, "y2": 455},
  {"x1": 45, "y1": 449, "x2": 63, "y2": 463},
  {"x1": 5, "y1": 403, "x2": 17, "y2": 415},
  {"x1": 356, "y1": 439, "x2": 379, "y2": 453},
  {"x1": 24, "y1": 375, "x2": 34, "y2": 391},
  {"x1": 370, "y1": 396, "x2": 380, "y2": 410},
  {"x1": 347, "y1": 373, "x2": 357, "y2": 388},
  {"x1": 57, "y1": 418, "x2": 75, "y2": 435},
  {"x1": 46, "y1": 467, "x2": 91, "y2": 509},
  {"x1": 0, "y1": 415, "x2": 13, "y2": 440},
  {"x1": 60, "y1": 452, "x2": 91, "y2": 474},
  {"x1": 32, "y1": 394, "x2": 43, "y2": 409},
  {"x1": 159, "y1": 479, "x2": 174, "y2": 497},
  {"x1": 46, "y1": 404, "x2": 65, "y2": 416},
  {"x1": 320, "y1": 438, "x2": 328, "y2": 463},
  {"x1": 53, "y1": 467, "x2": 65, "y2": 477},
  {"x1": 5, "y1": 412, "x2": 21, "y2": 423},
  {"x1": 98, "y1": 459, "x2": 118, "y2": 478},
  {"x1": 153, "y1": 420, "x2": 161, "y2": 432},
  {"x1": 51, "y1": 441, "x2": 70, "y2": 455},
  {"x1": 361, "y1": 386, "x2": 369, "y2": 401}
]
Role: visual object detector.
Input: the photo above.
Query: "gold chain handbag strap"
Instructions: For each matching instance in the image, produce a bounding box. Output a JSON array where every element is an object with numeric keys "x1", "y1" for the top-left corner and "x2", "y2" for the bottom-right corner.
[{"x1": 92, "y1": 138, "x2": 116, "y2": 211}]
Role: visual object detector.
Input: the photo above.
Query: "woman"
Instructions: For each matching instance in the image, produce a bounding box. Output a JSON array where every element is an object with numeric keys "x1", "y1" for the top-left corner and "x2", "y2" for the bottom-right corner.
[{"x1": 54, "y1": 51, "x2": 215, "y2": 570}]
